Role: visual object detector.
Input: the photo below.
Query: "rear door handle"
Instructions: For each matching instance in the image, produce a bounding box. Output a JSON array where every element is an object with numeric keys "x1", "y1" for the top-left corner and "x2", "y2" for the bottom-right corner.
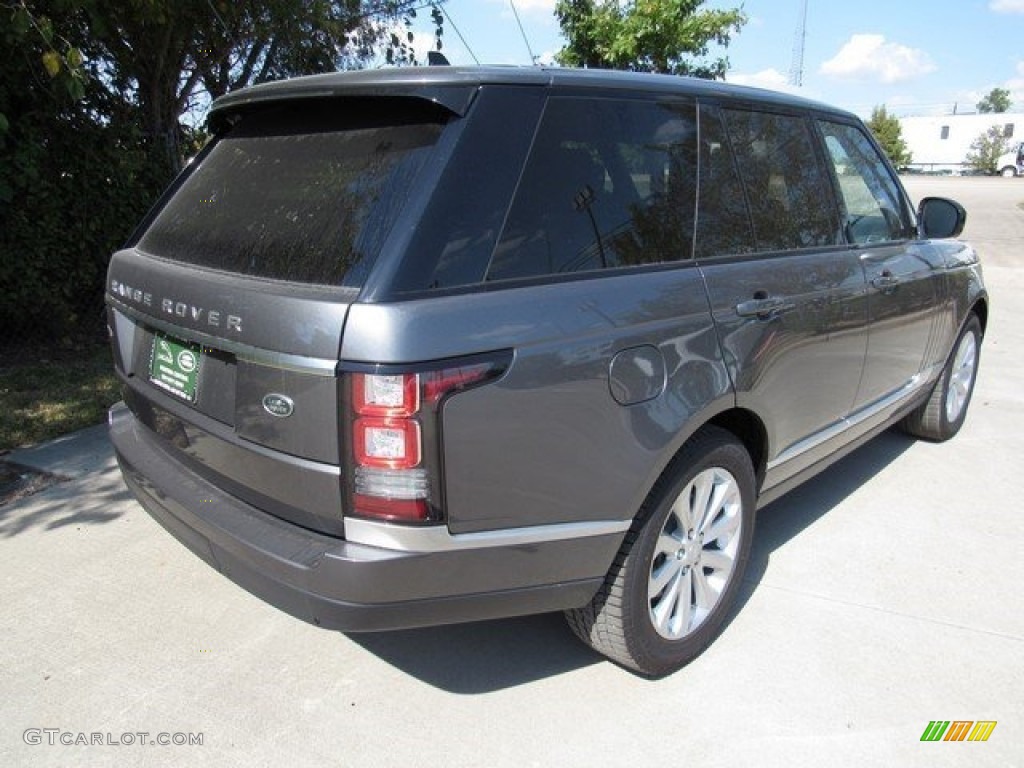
[{"x1": 735, "y1": 296, "x2": 796, "y2": 319}]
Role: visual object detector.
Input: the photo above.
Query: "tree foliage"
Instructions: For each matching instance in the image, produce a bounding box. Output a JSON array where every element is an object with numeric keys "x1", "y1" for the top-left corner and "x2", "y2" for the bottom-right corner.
[
  {"x1": 866, "y1": 105, "x2": 911, "y2": 168},
  {"x1": 965, "y1": 126, "x2": 1012, "y2": 174},
  {"x1": 0, "y1": 0, "x2": 440, "y2": 343},
  {"x1": 554, "y1": 0, "x2": 746, "y2": 79},
  {"x1": 976, "y1": 87, "x2": 1012, "y2": 114},
  {"x1": 75, "y1": 0, "x2": 439, "y2": 175}
]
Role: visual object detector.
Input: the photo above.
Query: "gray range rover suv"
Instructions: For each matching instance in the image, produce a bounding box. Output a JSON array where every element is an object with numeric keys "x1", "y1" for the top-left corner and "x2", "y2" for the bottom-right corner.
[{"x1": 107, "y1": 67, "x2": 986, "y2": 676}]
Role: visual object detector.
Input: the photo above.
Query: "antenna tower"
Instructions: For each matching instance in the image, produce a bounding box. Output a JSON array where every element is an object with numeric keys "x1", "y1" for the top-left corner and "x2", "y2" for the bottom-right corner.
[{"x1": 789, "y1": 0, "x2": 808, "y2": 87}]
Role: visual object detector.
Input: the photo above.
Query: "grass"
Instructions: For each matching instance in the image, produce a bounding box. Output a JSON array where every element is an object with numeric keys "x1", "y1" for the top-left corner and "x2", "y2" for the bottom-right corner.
[{"x1": 0, "y1": 341, "x2": 120, "y2": 453}]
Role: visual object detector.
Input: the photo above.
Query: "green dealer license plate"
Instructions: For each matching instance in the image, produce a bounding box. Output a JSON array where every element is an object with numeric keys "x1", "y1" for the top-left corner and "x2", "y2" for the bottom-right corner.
[{"x1": 149, "y1": 333, "x2": 202, "y2": 403}]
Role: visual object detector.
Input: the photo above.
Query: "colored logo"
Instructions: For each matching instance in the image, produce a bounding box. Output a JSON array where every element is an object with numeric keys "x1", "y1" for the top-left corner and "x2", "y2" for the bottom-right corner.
[{"x1": 920, "y1": 721, "x2": 997, "y2": 742}]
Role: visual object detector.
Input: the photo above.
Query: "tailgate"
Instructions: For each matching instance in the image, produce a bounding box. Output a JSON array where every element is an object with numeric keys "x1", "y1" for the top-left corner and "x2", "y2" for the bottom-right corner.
[{"x1": 108, "y1": 249, "x2": 353, "y2": 535}]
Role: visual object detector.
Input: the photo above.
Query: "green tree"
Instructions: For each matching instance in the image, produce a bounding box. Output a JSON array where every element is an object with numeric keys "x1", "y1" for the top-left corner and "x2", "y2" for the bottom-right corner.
[
  {"x1": 965, "y1": 125, "x2": 1012, "y2": 174},
  {"x1": 866, "y1": 105, "x2": 912, "y2": 168},
  {"x1": 0, "y1": 1, "x2": 153, "y2": 340},
  {"x1": 554, "y1": 0, "x2": 746, "y2": 79},
  {"x1": 976, "y1": 87, "x2": 1012, "y2": 114},
  {"x1": 75, "y1": 0, "x2": 439, "y2": 175},
  {"x1": 0, "y1": 0, "x2": 441, "y2": 344}
]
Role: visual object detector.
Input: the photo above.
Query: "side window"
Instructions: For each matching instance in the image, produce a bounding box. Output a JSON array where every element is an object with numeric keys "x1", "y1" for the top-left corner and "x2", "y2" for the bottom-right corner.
[
  {"x1": 818, "y1": 121, "x2": 911, "y2": 244},
  {"x1": 722, "y1": 109, "x2": 839, "y2": 251},
  {"x1": 486, "y1": 98, "x2": 697, "y2": 281},
  {"x1": 695, "y1": 104, "x2": 756, "y2": 259}
]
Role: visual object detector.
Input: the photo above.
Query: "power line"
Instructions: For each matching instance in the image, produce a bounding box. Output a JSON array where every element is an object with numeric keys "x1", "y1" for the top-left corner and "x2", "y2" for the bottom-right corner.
[
  {"x1": 434, "y1": 2, "x2": 479, "y2": 65},
  {"x1": 509, "y1": 1, "x2": 537, "y2": 65}
]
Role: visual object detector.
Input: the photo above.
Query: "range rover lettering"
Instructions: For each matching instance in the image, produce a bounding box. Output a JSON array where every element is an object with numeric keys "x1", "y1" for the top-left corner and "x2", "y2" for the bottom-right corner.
[{"x1": 107, "y1": 67, "x2": 986, "y2": 676}]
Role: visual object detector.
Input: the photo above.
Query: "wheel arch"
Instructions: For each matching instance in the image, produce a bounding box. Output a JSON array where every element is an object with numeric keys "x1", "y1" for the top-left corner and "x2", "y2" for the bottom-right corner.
[
  {"x1": 706, "y1": 408, "x2": 769, "y2": 493},
  {"x1": 971, "y1": 296, "x2": 989, "y2": 336},
  {"x1": 644, "y1": 406, "x2": 770, "y2": 508}
]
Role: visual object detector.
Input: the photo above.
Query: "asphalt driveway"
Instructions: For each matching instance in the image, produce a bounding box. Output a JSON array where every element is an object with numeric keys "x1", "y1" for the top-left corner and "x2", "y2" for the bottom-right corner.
[{"x1": 1, "y1": 176, "x2": 1021, "y2": 767}]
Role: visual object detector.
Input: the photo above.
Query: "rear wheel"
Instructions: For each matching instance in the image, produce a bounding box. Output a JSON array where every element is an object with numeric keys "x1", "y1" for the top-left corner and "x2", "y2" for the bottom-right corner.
[
  {"x1": 565, "y1": 427, "x2": 755, "y2": 676},
  {"x1": 901, "y1": 315, "x2": 981, "y2": 441}
]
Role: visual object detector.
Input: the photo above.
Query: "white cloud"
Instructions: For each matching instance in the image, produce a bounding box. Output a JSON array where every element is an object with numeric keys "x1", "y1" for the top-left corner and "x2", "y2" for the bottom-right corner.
[
  {"x1": 727, "y1": 68, "x2": 790, "y2": 90},
  {"x1": 990, "y1": 0, "x2": 1024, "y2": 12},
  {"x1": 820, "y1": 34, "x2": 936, "y2": 84}
]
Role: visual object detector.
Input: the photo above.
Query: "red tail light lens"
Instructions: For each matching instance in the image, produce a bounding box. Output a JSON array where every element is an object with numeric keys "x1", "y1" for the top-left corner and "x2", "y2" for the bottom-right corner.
[
  {"x1": 346, "y1": 357, "x2": 508, "y2": 525},
  {"x1": 351, "y1": 494, "x2": 427, "y2": 522},
  {"x1": 353, "y1": 373, "x2": 419, "y2": 417},
  {"x1": 353, "y1": 417, "x2": 421, "y2": 469},
  {"x1": 421, "y1": 363, "x2": 498, "y2": 405}
]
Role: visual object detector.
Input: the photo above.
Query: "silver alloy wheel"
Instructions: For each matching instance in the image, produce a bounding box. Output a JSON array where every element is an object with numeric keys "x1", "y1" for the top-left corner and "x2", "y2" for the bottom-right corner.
[
  {"x1": 945, "y1": 330, "x2": 977, "y2": 423},
  {"x1": 648, "y1": 466, "x2": 743, "y2": 640}
]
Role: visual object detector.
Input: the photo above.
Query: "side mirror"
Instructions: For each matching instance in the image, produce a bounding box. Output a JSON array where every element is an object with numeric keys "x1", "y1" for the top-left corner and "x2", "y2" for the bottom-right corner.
[{"x1": 918, "y1": 197, "x2": 966, "y2": 239}]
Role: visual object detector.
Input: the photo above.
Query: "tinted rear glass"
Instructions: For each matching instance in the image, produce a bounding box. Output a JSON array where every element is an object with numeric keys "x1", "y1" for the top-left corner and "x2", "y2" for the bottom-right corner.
[
  {"x1": 138, "y1": 105, "x2": 444, "y2": 285},
  {"x1": 486, "y1": 97, "x2": 697, "y2": 282}
]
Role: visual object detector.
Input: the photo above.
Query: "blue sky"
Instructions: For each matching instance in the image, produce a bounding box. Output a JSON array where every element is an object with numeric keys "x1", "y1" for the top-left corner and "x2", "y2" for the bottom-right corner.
[{"x1": 407, "y1": 0, "x2": 1024, "y2": 117}]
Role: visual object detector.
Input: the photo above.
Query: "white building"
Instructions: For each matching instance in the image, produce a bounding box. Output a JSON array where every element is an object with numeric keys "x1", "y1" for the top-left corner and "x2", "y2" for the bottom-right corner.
[{"x1": 899, "y1": 113, "x2": 1023, "y2": 173}]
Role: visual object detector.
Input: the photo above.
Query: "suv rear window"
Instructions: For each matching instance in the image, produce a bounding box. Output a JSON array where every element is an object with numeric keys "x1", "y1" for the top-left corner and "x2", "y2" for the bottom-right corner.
[{"x1": 137, "y1": 105, "x2": 444, "y2": 286}]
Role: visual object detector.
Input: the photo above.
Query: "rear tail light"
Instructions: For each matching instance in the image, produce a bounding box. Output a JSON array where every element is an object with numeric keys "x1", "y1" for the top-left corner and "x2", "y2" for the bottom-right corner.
[
  {"x1": 353, "y1": 373, "x2": 419, "y2": 416},
  {"x1": 353, "y1": 417, "x2": 421, "y2": 469},
  {"x1": 343, "y1": 357, "x2": 508, "y2": 525}
]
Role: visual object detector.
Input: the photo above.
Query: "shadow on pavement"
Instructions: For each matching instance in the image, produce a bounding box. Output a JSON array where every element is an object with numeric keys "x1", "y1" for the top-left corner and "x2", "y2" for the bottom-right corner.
[
  {"x1": 729, "y1": 428, "x2": 916, "y2": 623},
  {"x1": 0, "y1": 424, "x2": 129, "y2": 537},
  {"x1": 349, "y1": 428, "x2": 916, "y2": 692},
  {"x1": 348, "y1": 611, "x2": 600, "y2": 693},
  {"x1": 0, "y1": 463, "x2": 130, "y2": 538}
]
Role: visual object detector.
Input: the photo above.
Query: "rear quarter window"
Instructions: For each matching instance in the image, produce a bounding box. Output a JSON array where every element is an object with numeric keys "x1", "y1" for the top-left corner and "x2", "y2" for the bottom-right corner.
[
  {"x1": 485, "y1": 97, "x2": 698, "y2": 282},
  {"x1": 137, "y1": 105, "x2": 444, "y2": 286}
]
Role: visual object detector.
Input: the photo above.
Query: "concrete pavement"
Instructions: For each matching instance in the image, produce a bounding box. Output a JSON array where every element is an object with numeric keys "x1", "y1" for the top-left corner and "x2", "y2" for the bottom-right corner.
[{"x1": 0, "y1": 177, "x2": 1021, "y2": 767}]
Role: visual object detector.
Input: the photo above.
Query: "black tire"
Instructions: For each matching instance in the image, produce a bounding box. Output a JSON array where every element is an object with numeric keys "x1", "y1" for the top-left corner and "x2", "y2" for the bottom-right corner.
[
  {"x1": 565, "y1": 426, "x2": 755, "y2": 677},
  {"x1": 901, "y1": 315, "x2": 982, "y2": 442}
]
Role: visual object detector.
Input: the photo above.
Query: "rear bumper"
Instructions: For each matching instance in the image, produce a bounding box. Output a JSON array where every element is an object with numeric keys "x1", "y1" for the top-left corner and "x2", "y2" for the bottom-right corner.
[{"x1": 108, "y1": 403, "x2": 618, "y2": 631}]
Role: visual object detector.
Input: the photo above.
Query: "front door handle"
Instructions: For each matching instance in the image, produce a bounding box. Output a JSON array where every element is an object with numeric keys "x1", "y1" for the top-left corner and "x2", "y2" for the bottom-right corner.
[
  {"x1": 735, "y1": 296, "x2": 796, "y2": 319},
  {"x1": 871, "y1": 270, "x2": 900, "y2": 293}
]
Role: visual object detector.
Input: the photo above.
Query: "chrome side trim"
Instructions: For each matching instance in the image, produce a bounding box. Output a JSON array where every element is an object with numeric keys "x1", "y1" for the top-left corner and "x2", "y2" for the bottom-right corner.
[
  {"x1": 108, "y1": 301, "x2": 339, "y2": 376},
  {"x1": 767, "y1": 374, "x2": 929, "y2": 471},
  {"x1": 344, "y1": 517, "x2": 631, "y2": 553}
]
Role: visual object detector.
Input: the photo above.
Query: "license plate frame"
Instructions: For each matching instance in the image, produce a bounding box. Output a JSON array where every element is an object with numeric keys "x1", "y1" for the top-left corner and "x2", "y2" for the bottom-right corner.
[{"x1": 149, "y1": 332, "x2": 202, "y2": 403}]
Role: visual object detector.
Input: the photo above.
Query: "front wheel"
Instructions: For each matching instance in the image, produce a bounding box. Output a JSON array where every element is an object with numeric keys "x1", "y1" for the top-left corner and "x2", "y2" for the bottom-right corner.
[
  {"x1": 565, "y1": 427, "x2": 755, "y2": 677},
  {"x1": 1000, "y1": 166, "x2": 1018, "y2": 178},
  {"x1": 901, "y1": 315, "x2": 982, "y2": 441}
]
